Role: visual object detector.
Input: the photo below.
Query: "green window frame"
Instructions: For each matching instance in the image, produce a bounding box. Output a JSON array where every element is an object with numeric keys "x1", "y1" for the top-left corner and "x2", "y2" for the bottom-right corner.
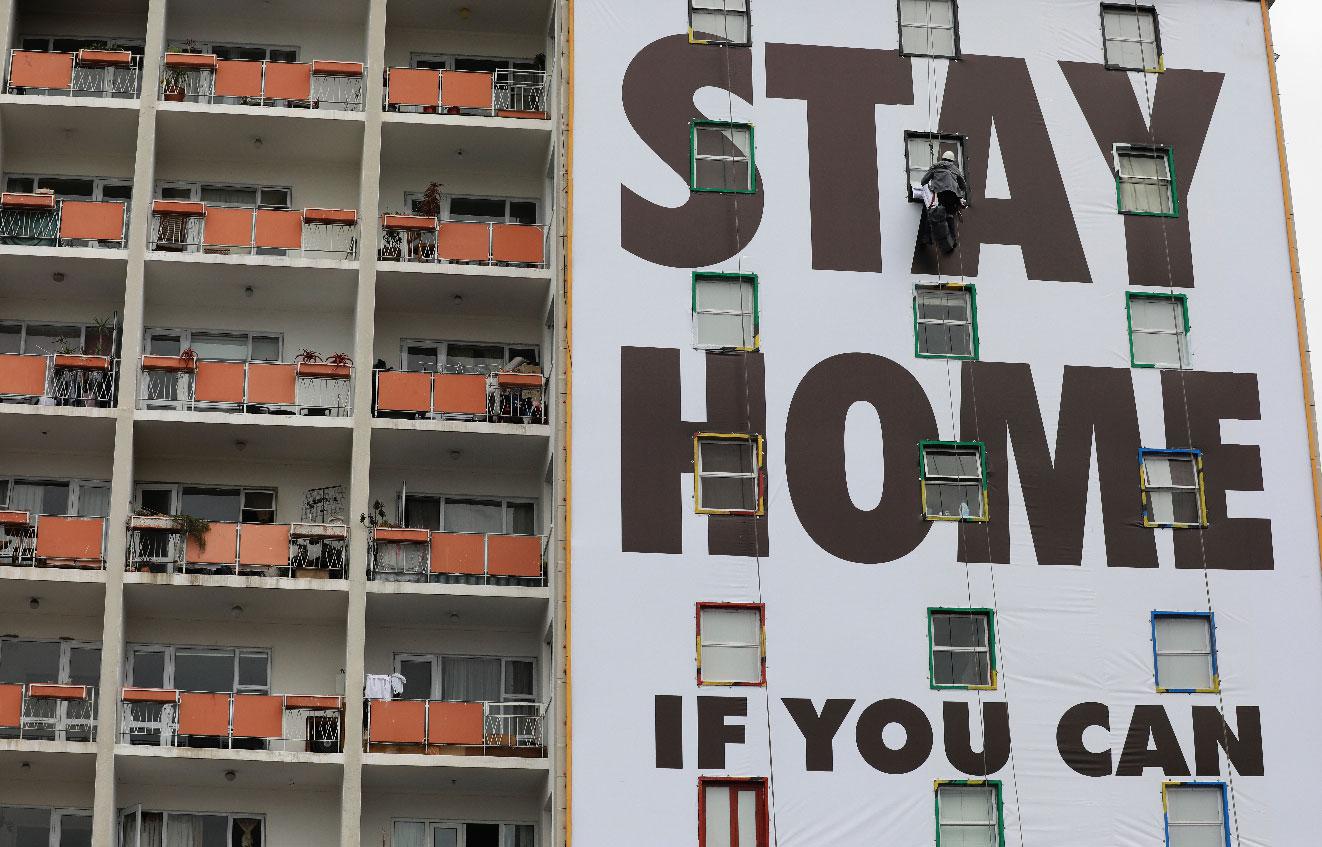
[
  {"x1": 690, "y1": 121, "x2": 757, "y2": 194},
  {"x1": 927, "y1": 608, "x2": 997, "y2": 690},
  {"x1": 914, "y1": 283, "x2": 978, "y2": 360},
  {"x1": 919, "y1": 440, "x2": 988, "y2": 522},
  {"x1": 935, "y1": 781, "x2": 1005, "y2": 847},
  {"x1": 692, "y1": 272, "x2": 759, "y2": 351},
  {"x1": 1114, "y1": 144, "x2": 1179, "y2": 218},
  {"x1": 1126, "y1": 292, "x2": 1189, "y2": 369}
]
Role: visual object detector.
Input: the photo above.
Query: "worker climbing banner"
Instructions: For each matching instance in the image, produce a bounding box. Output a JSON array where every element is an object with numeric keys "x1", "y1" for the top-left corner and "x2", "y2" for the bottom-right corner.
[{"x1": 571, "y1": 1, "x2": 1317, "y2": 845}]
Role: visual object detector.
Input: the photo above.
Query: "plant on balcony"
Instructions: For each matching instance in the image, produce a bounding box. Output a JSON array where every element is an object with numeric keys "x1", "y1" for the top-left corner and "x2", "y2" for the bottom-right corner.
[
  {"x1": 379, "y1": 225, "x2": 403, "y2": 262},
  {"x1": 295, "y1": 349, "x2": 323, "y2": 365},
  {"x1": 180, "y1": 347, "x2": 197, "y2": 364},
  {"x1": 162, "y1": 67, "x2": 188, "y2": 102},
  {"x1": 326, "y1": 352, "x2": 353, "y2": 367},
  {"x1": 170, "y1": 513, "x2": 212, "y2": 550},
  {"x1": 407, "y1": 182, "x2": 443, "y2": 262}
]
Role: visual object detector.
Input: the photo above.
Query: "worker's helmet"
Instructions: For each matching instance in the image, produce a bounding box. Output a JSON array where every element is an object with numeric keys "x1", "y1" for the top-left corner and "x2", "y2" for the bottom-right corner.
[{"x1": 941, "y1": 150, "x2": 956, "y2": 162}]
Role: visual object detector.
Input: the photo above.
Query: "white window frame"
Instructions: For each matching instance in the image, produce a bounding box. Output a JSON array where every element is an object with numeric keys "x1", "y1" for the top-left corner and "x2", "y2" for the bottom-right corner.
[
  {"x1": 1, "y1": 477, "x2": 111, "y2": 517},
  {"x1": 133, "y1": 483, "x2": 278, "y2": 524},
  {"x1": 936, "y1": 782, "x2": 1002, "y2": 847},
  {"x1": 1152, "y1": 612, "x2": 1217, "y2": 693},
  {"x1": 4, "y1": 173, "x2": 133, "y2": 202},
  {"x1": 120, "y1": 810, "x2": 265, "y2": 847},
  {"x1": 400, "y1": 492, "x2": 539, "y2": 535},
  {"x1": 697, "y1": 604, "x2": 764, "y2": 686},
  {"x1": 391, "y1": 653, "x2": 538, "y2": 703},
  {"x1": 1163, "y1": 783, "x2": 1228, "y2": 847},
  {"x1": 688, "y1": 0, "x2": 751, "y2": 46},
  {"x1": 199, "y1": 42, "x2": 299, "y2": 62},
  {"x1": 1101, "y1": 4, "x2": 1162, "y2": 72},
  {"x1": 391, "y1": 819, "x2": 537, "y2": 847},
  {"x1": 403, "y1": 191, "x2": 540, "y2": 224},
  {"x1": 693, "y1": 273, "x2": 757, "y2": 351},
  {"x1": 0, "y1": 805, "x2": 96, "y2": 847},
  {"x1": 143, "y1": 328, "x2": 283, "y2": 362},
  {"x1": 123, "y1": 644, "x2": 271, "y2": 694},
  {"x1": 1140, "y1": 449, "x2": 1205, "y2": 528},
  {"x1": 1113, "y1": 145, "x2": 1177, "y2": 216},
  {"x1": 898, "y1": 0, "x2": 959, "y2": 59},
  {"x1": 398, "y1": 339, "x2": 541, "y2": 374},
  {"x1": 920, "y1": 442, "x2": 988, "y2": 521},
  {"x1": 694, "y1": 434, "x2": 764, "y2": 515},
  {"x1": 154, "y1": 181, "x2": 293, "y2": 210},
  {"x1": 410, "y1": 53, "x2": 538, "y2": 72},
  {"x1": 0, "y1": 319, "x2": 115, "y2": 357},
  {"x1": 928, "y1": 609, "x2": 994, "y2": 689}
]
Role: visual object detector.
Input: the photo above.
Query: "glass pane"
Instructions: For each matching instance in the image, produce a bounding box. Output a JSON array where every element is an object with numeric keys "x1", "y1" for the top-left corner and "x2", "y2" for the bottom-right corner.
[
  {"x1": 1132, "y1": 332, "x2": 1184, "y2": 368},
  {"x1": 200, "y1": 186, "x2": 258, "y2": 207},
  {"x1": 695, "y1": 158, "x2": 750, "y2": 192},
  {"x1": 173, "y1": 650, "x2": 235, "y2": 693},
  {"x1": 1143, "y1": 457, "x2": 1174, "y2": 488},
  {"x1": 918, "y1": 323, "x2": 972, "y2": 357},
  {"x1": 702, "y1": 607, "x2": 760, "y2": 645},
  {"x1": 703, "y1": 785, "x2": 732, "y2": 847},
  {"x1": 190, "y1": 334, "x2": 248, "y2": 361},
  {"x1": 939, "y1": 786, "x2": 996, "y2": 824},
  {"x1": 446, "y1": 344, "x2": 505, "y2": 374},
  {"x1": 736, "y1": 789, "x2": 757, "y2": 846},
  {"x1": 1168, "y1": 458, "x2": 1197, "y2": 487},
  {"x1": 933, "y1": 650, "x2": 990, "y2": 687},
  {"x1": 0, "y1": 807, "x2": 51, "y2": 847},
  {"x1": 404, "y1": 496, "x2": 441, "y2": 531},
  {"x1": 696, "y1": 278, "x2": 751, "y2": 312},
  {"x1": 258, "y1": 189, "x2": 290, "y2": 208},
  {"x1": 508, "y1": 825, "x2": 535, "y2": 847},
  {"x1": 67, "y1": 646, "x2": 102, "y2": 687},
  {"x1": 937, "y1": 825, "x2": 998, "y2": 847},
  {"x1": 509, "y1": 502, "x2": 536, "y2": 535},
  {"x1": 1167, "y1": 786, "x2": 1225, "y2": 824},
  {"x1": 237, "y1": 653, "x2": 269, "y2": 689},
  {"x1": 696, "y1": 312, "x2": 752, "y2": 348},
  {"x1": 925, "y1": 482, "x2": 984, "y2": 519},
  {"x1": 12, "y1": 481, "x2": 70, "y2": 516},
  {"x1": 448, "y1": 197, "x2": 507, "y2": 222},
  {"x1": 929, "y1": 27, "x2": 957, "y2": 57},
  {"x1": 405, "y1": 345, "x2": 439, "y2": 372},
  {"x1": 700, "y1": 440, "x2": 757, "y2": 474},
  {"x1": 130, "y1": 649, "x2": 167, "y2": 688},
  {"x1": 250, "y1": 336, "x2": 281, "y2": 362},
  {"x1": 393, "y1": 822, "x2": 427, "y2": 847},
  {"x1": 703, "y1": 645, "x2": 761, "y2": 683},
  {"x1": 199, "y1": 815, "x2": 227, "y2": 847},
  {"x1": 1157, "y1": 616, "x2": 1211, "y2": 653},
  {"x1": 0, "y1": 324, "x2": 20, "y2": 354},
  {"x1": 180, "y1": 487, "x2": 242, "y2": 522},
  {"x1": 36, "y1": 177, "x2": 95, "y2": 199},
  {"x1": 464, "y1": 824, "x2": 499, "y2": 847},
  {"x1": 508, "y1": 201, "x2": 538, "y2": 225},
  {"x1": 398, "y1": 659, "x2": 433, "y2": 700},
  {"x1": 441, "y1": 657, "x2": 502, "y2": 702},
  {"x1": 924, "y1": 449, "x2": 981, "y2": 480},
  {"x1": 932, "y1": 613, "x2": 987, "y2": 649},
  {"x1": 1157, "y1": 653, "x2": 1213, "y2": 690},
  {"x1": 24, "y1": 324, "x2": 81, "y2": 356},
  {"x1": 0, "y1": 640, "x2": 61, "y2": 684},
  {"x1": 139, "y1": 488, "x2": 174, "y2": 515},
  {"x1": 1171, "y1": 491, "x2": 1201, "y2": 525},
  {"x1": 700, "y1": 476, "x2": 758, "y2": 512},
  {"x1": 695, "y1": 126, "x2": 749, "y2": 158},
  {"x1": 231, "y1": 819, "x2": 262, "y2": 847},
  {"x1": 505, "y1": 659, "x2": 535, "y2": 698},
  {"x1": 58, "y1": 813, "x2": 93, "y2": 847},
  {"x1": 916, "y1": 291, "x2": 969, "y2": 322},
  {"x1": 444, "y1": 498, "x2": 505, "y2": 534},
  {"x1": 148, "y1": 333, "x2": 183, "y2": 356}
]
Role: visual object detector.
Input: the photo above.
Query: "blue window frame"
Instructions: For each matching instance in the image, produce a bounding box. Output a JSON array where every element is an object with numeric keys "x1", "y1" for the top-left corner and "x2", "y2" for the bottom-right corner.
[
  {"x1": 1162, "y1": 781, "x2": 1230, "y2": 847},
  {"x1": 1150, "y1": 611, "x2": 1219, "y2": 694}
]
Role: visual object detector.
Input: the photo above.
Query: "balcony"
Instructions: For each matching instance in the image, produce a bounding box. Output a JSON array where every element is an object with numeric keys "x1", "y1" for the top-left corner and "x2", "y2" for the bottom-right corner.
[
  {"x1": 384, "y1": 68, "x2": 547, "y2": 119},
  {"x1": 0, "y1": 683, "x2": 97, "y2": 742},
  {"x1": 149, "y1": 201, "x2": 358, "y2": 260},
  {"x1": 0, "y1": 513, "x2": 106, "y2": 569},
  {"x1": 0, "y1": 194, "x2": 127, "y2": 249},
  {"x1": 137, "y1": 355, "x2": 353, "y2": 416},
  {"x1": 6, "y1": 49, "x2": 141, "y2": 99},
  {"x1": 120, "y1": 689, "x2": 343, "y2": 753},
  {"x1": 0, "y1": 353, "x2": 117, "y2": 407},
  {"x1": 365, "y1": 700, "x2": 544, "y2": 755},
  {"x1": 378, "y1": 217, "x2": 545, "y2": 267},
  {"x1": 373, "y1": 369, "x2": 545, "y2": 423},
  {"x1": 161, "y1": 54, "x2": 365, "y2": 111},
  {"x1": 369, "y1": 529, "x2": 544, "y2": 585},
  {"x1": 127, "y1": 516, "x2": 347, "y2": 579}
]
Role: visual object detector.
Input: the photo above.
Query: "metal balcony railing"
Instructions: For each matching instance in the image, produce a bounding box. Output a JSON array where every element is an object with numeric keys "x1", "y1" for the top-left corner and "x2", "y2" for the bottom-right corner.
[
  {"x1": 161, "y1": 54, "x2": 365, "y2": 111},
  {"x1": 365, "y1": 699, "x2": 545, "y2": 752},
  {"x1": 0, "y1": 196, "x2": 128, "y2": 249},
  {"x1": 0, "y1": 513, "x2": 107, "y2": 570},
  {"x1": 150, "y1": 202, "x2": 359, "y2": 260},
  {"x1": 378, "y1": 218, "x2": 546, "y2": 267},
  {"x1": 7, "y1": 49, "x2": 142, "y2": 98},
  {"x1": 372, "y1": 369, "x2": 547, "y2": 423},
  {"x1": 0, "y1": 353, "x2": 118, "y2": 407},
  {"x1": 137, "y1": 356, "x2": 352, "y2": 415},
  {"x1": 369, "y1": 528, "x2": 546, "y2": 585},
  {"x1": 120, "y1": 689, "x2": 343, "y2": 753},
  {"x1": 385, "y1": 68, "x2": 548, "y2": 118},
  {"x1": 127, "y1": 517, "x2": 348, "y2": 579},
  {"x1": 0, "y1": 684, "x2": 97, "y2": 742}
]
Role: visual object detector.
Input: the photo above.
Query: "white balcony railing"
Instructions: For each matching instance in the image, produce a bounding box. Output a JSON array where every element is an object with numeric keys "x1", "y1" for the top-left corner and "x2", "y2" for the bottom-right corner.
[
  {"x1": 364, "y1": 699, "x2": 545, "y2": 752},
  {"x1": 138, "y1": 357, "x2": 353, "y2": 416},
  {"x1": 149, "y1": 203, "x2": 359, "y2": 260},
  {"x1": 7, "y1": 49, "x2": 141, "y2": 98},
  {"x1": 120, "y1": 689, "x2": 343, "y2": 753},
  {"x1": 127, "y1": 517, "x2": 348, "y2": 579},
  {"x1": 0, "y1": 684, "x2": 97, "y2": 742},
  {"x1": 0, "y1": 353, "x2": 117, "y2": 407},
  {"x1": 0, "y1": 196, "x2": 128, "y2": 249},
  {"x1": 378, "y1": 218, "x2": 546, "y2": 267},
  {"x1": 372, "y1": 370, "x2": 546, "y2": 423},
  {"x1": 385, "y1": 68, "x2": 547, "y2": 118},
  {"x1": 160, "y1": 55, "x2": 364, "y2": 111}
]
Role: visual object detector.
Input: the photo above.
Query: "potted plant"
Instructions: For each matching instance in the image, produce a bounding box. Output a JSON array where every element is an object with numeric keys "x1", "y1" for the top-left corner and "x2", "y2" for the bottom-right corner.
[
  {"x1": 171, "y1": 513, "x2": 212, "y2": 551},
  {"x1": 379, "y1": 226, "x2": 403, "y2": 262},
  {"x1": 143, "y1": 346, "x2": 197, "y2": 372},
  {"x1": 162, "y1": 67, "x2": 188, "y2": 102},
  {"x1": 408, "y1": 182, "x2": 443, "y2": 262}
]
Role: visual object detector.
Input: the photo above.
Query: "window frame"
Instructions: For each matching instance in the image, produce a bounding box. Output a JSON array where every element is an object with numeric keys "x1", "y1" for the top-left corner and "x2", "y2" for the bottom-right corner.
[
  {"x1": 698, "y1": 777, "x2": 769, "y2": 847},
  {"x1": 390, "y1": 819, "x2": 538, "y2": 847},
  {"x1": 1, "y1": 477, "x2": 111, "y2": 517},
  {"x1": 134, "y1": 483, "x2": 279, "y2": 525},
  {"x1": 927, "y1": 607, "x2": 997, "y2": 691},
  {"x1": 696, "y1": 602, "x2": 766, "y2": 687},
  {"x1": 688, "y1": 0, "x2": 752, "y2": 47},
  {"x1": 913, "y1": 283, "x2": 979, "y2": 361},
  {"x1": 1139, "y1": 448, "x2": 1207, "y2": 529},
  {"x1": 4, "y1": 173, "x2": 134, "y2": 203},
  {"x1": 692, "y1": 272, "x2": 759, "y2": 352},
  {"x1": 898, "y1": 0, "x2": 961, "y2": 60},
  {"x1": 689, "y1": 120, "x2": 757, "y2": 195},
  {"x1": 919, "y1": 440, "x2": 989, "y2": 522},
  {"x1": 154, "y1": 181, "x2": 293, "y2": 210},
  {"x1": 1100, "y1": 3, "x2": 1164, "y2": 73},
  {"x1": 1113, "y1": 144, "x2": 1179, "y2": 218},
  {"x1": 693, "y1": 432, "x2": 766, "y2": 516},
  {"x1": 1126, "y1": 292, "x2": 1190, "y2": 369},
  {"x1": 0, "y1": 319, "x2": 116, "y2": 357},
  {"x1": 903, "y1": 131, "x2": 967, "y2": 202},
  {"x1": 1161, "y1": 781, "x2": 1230, "y2": 847},
  {"x1": 400, "y1": 491, "x2": 539, "y2": 535},
  {"x1": 398, "y1": 338, "x2": 541, "y2": 374},
  {"x1": 391, "y1": 653, "x2": 538, "y2": 702},
  {"x1": 143, "y1": 327, "x2": 283, "y2": 362},
  {"x1": 1151, "y1": 611, "x2": 1220, "y2": 694},
  {"x1": 935, "y1": 780, "x2": 1005, "y2": 847}
]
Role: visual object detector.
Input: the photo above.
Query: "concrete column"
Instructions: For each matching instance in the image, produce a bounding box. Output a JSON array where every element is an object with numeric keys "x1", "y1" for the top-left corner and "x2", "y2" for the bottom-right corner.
[
  {"x1": 341, "y1": 1, "x2": 388, "y2": 843},
  {"x1": 91, "y1": 0, "x2": 167, "y2": 844}
]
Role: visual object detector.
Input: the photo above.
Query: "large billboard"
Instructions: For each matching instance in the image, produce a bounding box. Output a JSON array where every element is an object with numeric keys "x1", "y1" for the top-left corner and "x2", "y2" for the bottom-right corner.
[{"x1": 570, "y1": 1, "x2": 1317, "y2": 844}]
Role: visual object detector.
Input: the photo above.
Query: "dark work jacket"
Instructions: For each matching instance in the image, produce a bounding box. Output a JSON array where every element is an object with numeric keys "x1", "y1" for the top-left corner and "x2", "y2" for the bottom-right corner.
[{"x1": 920, "y1": 161, "x2": 968, "y2": 201}]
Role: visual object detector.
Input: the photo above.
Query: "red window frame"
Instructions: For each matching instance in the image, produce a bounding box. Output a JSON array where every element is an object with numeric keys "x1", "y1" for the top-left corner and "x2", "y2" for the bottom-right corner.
[
  {"x1": 698, "y1": 777, "x2": 769, "y2": 847},
  {"x1": 695, "y1": 602, "x2": 767, "y2": 687}
]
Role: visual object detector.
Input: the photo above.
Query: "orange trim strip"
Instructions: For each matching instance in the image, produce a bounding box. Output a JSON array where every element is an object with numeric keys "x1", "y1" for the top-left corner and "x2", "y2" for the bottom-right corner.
[{"x1": 565, "y1": 0, "x2": 576, "y2": 843}]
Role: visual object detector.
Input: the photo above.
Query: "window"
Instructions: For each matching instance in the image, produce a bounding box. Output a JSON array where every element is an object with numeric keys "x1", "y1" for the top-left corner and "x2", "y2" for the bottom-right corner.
[
  {"x1": 150, "y1": 485, "x2": 277, "y2": 524},
  {"x1": 392, "y1": 654, "x2": 536, "y2": 703},
  {"x1": 899, "y1": 0, "x2": 959, "y2": 58},
  {"x1": 1140, "y1": 449, "x2": 1206, "y2": 528},
  {"x1": 4, "y1": 174, "x2": 133, "y2": 203},
  {"x1": 0, "y1": 478, "x2": 110, "y2": 517},
  {"x1": 144, "y1": 328, "x2": 282, "y2": 362},
  {"x1": 699, "y1": 778, "x2": 768, "y2": 847},
  {"x1": 1152, "y1": 612, "x2": 1218, "y2": 693},
  {"x1": 697, "y1": 604, "x2": 765, "y2": 686},
  {"x1": 126, "y1": 645, "x2": 270, "y2": 694},
  {"x1": 904, "y1": 132, "x2": 965, "y2": 200},
  {"x1": 936, "y1": 782, "x2": 1004, "y2": 847},
  {"x1": 928, "y1": 609, "x2": 995, "y2": 689},
  {"x1": 690, "y1": 122, "x2": 756, "y2": 194},
  {"x1": 0, "y1": 320, "x2": 115, "y2": 357},
  {"x1": 411, "y1": 53, "x2": 539, "y2": 74},
  {"x1": 392, "y1": 820, "x2": 536, "y2": 847},
  {"x1": 401, "y1": 494, "x2": 537, "y2": 535},
  {"x1": 400, "y1": 340, "x2": 539, "y2": 375},
  {"x1": 0, "y1": 638, "x2": 100, "y2": 742},
  {"x1": 20, "y1": 36, "x2": 145, "y2": 55},
  {"x1": 919, "y1": 441, "x2": 988, "y2": 521},
  {"x1": 156, "y1": 182, "x2": 292, "y2": 209},
  {"x1": 120, "y1": 811, "x2": 263, "y2": 847},
  {"x1": 694, "y1": 434, "x2": 764, "y2": 515},
  {"x1": 1163, "y1": 783, "x2": 1228, "y2": 847},
  {"x1": 405, "y1": 193, "x2": 539, "y2": 225},
  {"x1": 1101, "y1": 5, "x2": 1162, "y2": 72},
  {"x1": 693, "y1": 273, "x2": 758, "y2": 351},
  {"x1": 1127, "y1": 293, "x2": 1189, "y2": 369},
  {"x1": 689, "y1": 0, "x2": 750, "y2": 46},
  {"x1": 914, "y1": 284, "x2": 977, "y2": 360},
  {"x1": 204, "y1": 43, "x2": 298, "y2": 62},
  {"x1": 1114, "y1": 145, "x2": 1178, "y2": 217},
  {"x1": 0, "y1": 807, "x2": 95, "y2": 847}
]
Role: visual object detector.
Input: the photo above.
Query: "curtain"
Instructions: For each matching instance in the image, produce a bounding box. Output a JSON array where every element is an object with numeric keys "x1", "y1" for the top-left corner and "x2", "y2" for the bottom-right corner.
[
  {"x1": 441, "y1": 657, "x2": 502, "y2": 702},
  {"x1": 164, "y1": 814, "x2": 202, "y2": 847},
  {"x1": 76, "y1": 483, "x2": 111, "y2": 518},
  {"x1": 444, "y1": 499, "x2": 504, "y2": 534},
  {"x1": 8, "y1": 483, "x2": 47, "y2": 515},
  {"x1": 392, "y1": 822, "x2": 426, "y2": 847},
  {"x1": 140, "y1": 814, "x2": 164, "y2": 847}
]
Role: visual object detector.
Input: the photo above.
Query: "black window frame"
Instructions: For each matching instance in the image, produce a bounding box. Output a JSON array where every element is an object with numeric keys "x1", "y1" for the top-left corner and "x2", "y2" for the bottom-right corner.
[{"x1": 1099, "y1": 3, "x2": 1164, "y2": 73}]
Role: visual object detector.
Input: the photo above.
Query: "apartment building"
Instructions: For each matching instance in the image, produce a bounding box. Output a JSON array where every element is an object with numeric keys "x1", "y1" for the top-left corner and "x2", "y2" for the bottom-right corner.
[{"x1": 0, "y1": 1, "x2": 565, "y2": 846}]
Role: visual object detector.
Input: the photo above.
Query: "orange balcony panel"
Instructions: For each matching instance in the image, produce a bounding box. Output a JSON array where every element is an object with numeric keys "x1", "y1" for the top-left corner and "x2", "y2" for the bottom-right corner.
[
  {"x1": 487, "y1": 535, "x2": 543, "y2": 578},
  {"x1": 179, "y1": 692, "x2": 231, "y2": 737},
  {"x1": 59, "y1": 201, "x2": 125, "y2": 241},
  {"x1": 0, "y1": 685, "x2": 21, "y2": 728},
  {"x1": 203, "y1": 207, "x2": 256, "y2": 249},
  {"x1": 387, "y1": 68, "x2": 439, "y2": 107},
  {"x1": 440, "y1": 70, "x2": 493, "y2": 110},
  {"x1": 496, "y1": 109, "x2": 548, "y2": 120},
  {"x1": 376, "y1": 371, "x2": 432, "y2": 413},
  {"x1": 369, "y1": 700, "x2": 426, "y2": 744},
  {"x1": 152, "y1": 199, "x2": 205, "y2": 217},
  {"x1": 254, "y1": 209, "x2": 302, "y2": 250},
  {"x1": 194, "y1": 361, "x2": 246, "y2": 404},
  {"x1": 433, "y1": 373, "x2": 486, "y2": 416},
  {"x1": 0, "y1": 354, "x2": 48, "y2": 397},
  {"x1": 427, "y1": 701, "x2": 484, "y2": 745},
  {"x1": 164, "y1": 52, "x2": 216, "y2": 69},
  {"x1": 122, "y1": 688, "x2": 179, "y2": 704},
  {"x1": 27, "y1": 684, "x2": 88, "y2": 700},
  {"x1": 238, "y1": 523, "x2": 291, "y2": 567},
  {"x1": 142, "y1": 354, "x2": 195, "y2": 372},
  {"x1": 285, "y1": 695, "x2": 341, "y2": 710},
  {"x1": 36, "y1": 517, "x2": 104, "y2": 564},
  {"x1": 263, "y1": 62, "x2": 311, "y2": 101},
  {"x1": 54, "y1": 354, "x2": 111, "y2": 371},
  {"x1": 10, "y1": 51, "x2": 74, "y2": 90},
  {"x1": 2, "y1": 192, "x2": 56, "y2": 209},
  {"x1": 0, "y1": 510, "x2": 31, "y2": 526},
  {"x1": 297, "y1": 362, "x2": 351, "y2": 379},
  {"x1": 232, "y1": 694, "x2": 283, "y2": 738},
  {"x1": 381, "y1": 214, "x2": 435, "y2": 231},
  {"x1": 435, "y1": 222, "x2": 490, "y2": 262},
  {"x1": 312, "y1": 61, "x2": 363, "y2": 77},
  {"x1": 214, "y1": 60, "x2": 263, "y2": 98},
  {"x1": 77, "y1": 49, "x2": 133, "y2": 67},
  {"x1": 185, "y1": 522, "x2": 239, "y2": 566},
  {"x1": 246, "y1": 362, "x2": 296, "y2": 405},
  {"x1": 491, "y1": 224, "x2": 544, "y2": 264},
  {"x1": 374, "y1": 527, "x2": 429, "y2": 544},
  {"x1": 304, "y1": 208, "x2": 357, "y2": 226},
  {"x1": 497, "y1": 372, "x2": 542, "y2": 388},
  {"x1": 430, "y1": 532, "x2": 485, "y2": 575}
]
